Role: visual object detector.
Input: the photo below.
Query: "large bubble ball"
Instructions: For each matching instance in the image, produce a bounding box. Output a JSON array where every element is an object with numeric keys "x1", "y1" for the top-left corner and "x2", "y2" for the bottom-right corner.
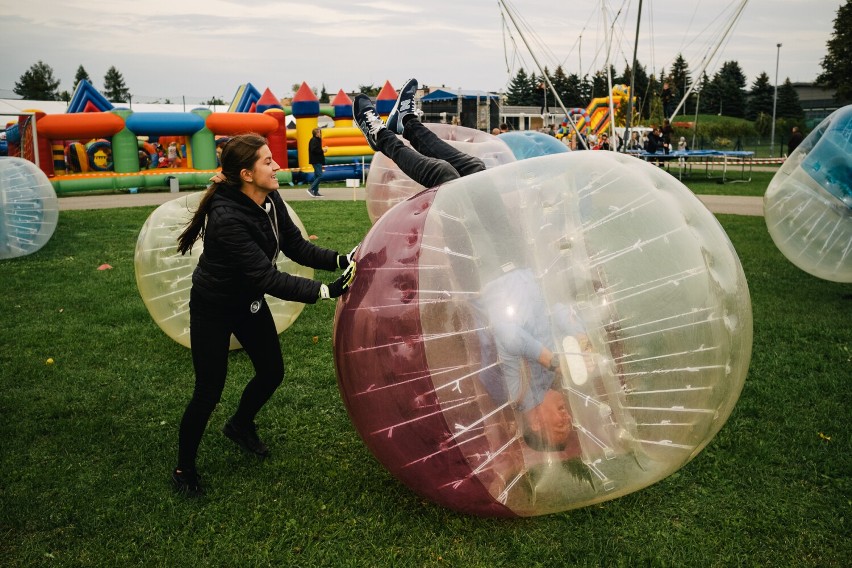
[
  {"x1": 334, "y1": 151, "x2": 752, "y2": 517},
  {"x1": 764, "y1": 105, "x2": 852, "y2": 282},
  {"x1": 0, "y1": 157, "x2": 59, "y2": 259},
  {"x1": 365, "y1": 123, "x2": 515, "y2": 224},
  {"x1": 135, "y1": 191, "x2": 313, "y2": 349},
  {"x1": 499, "y1": 130, "x2": 569, "y2": 160}
]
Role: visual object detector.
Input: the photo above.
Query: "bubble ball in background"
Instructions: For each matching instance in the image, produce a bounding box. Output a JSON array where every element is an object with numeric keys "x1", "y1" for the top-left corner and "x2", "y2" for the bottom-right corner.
[
  {"x1": 764, "y1": 104, "x2": 852, "y2": 282},
  {"x1": 135, "y1": 191, "x2": 313, "y2": 349},
  {"x1": 499, "y1": 130, "x2": 569, "y2": 160},
  {"x1": 365, "y1": 123, "x2": 516, "y2": 224},
  {"x1": 0, "y1": 157, "x2": 59, "y2": 260},
  {"x1": 334, "y1": 152, "x2": 752, "y2": 517}
]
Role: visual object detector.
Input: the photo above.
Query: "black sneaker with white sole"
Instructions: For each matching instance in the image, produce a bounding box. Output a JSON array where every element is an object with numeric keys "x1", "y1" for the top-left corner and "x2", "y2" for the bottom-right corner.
[
  {"x1": 387, "y1": 78, "x2": 419, "y2": 135},
  {"x1": 353, "y1": 94, "x2": 386, "y2": 152}
]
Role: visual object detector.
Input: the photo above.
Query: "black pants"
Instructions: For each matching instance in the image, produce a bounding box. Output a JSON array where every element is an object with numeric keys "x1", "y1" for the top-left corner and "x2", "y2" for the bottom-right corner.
[
  {"x1": 376, "y1": 119, "x2": 486, "y2": 187},
  {"x1": 377, "y1": 118, "x2": 525, "y2": 280},
  {"x1": 177, "y1": 290, "x2": 284, "y2": 470}
]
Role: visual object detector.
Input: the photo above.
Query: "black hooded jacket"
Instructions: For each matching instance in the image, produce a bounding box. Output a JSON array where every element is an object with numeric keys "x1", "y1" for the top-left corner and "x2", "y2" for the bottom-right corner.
[{"x1": 191, "y1": 187, "x2": 339, "y2": 306}]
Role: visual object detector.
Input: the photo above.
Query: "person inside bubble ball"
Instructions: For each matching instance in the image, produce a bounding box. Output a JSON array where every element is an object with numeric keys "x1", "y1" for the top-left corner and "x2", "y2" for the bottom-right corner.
[
  {"x1": 474, "y1": 267, "x2": 589, "y2": 451},
  {"x1": 171, "y1": 133, "x2": 358, "y2": 497},
  {"x1": 354, "y1": 80, "x2": 587, "y2": 452}
]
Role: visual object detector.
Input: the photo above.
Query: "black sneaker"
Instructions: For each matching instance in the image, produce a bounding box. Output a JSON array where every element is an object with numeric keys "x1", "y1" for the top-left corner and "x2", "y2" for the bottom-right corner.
[
  {"x1": 223, "y1": 417, "x2": 269, "y2": 458},
  {"x1": 353, "y1": 94, "x2": 386, "y2": 152},
  {"x1": 172, "y1": 468, "x2": 204, "y2": 498},
  {"x1": 387, "y1": 78, "x2": 419, "y2": 135}
]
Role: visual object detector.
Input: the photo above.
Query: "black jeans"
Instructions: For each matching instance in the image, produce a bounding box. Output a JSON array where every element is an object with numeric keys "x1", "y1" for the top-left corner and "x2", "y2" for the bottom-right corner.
[
  {"x1": 177, "y1": 290, "x2": 284, "y2": 470},
  {"x1": 377, "y1": 119, "x2": 525, "y2": 279},
  {"x1": 376, "y1": 119, "x2": 486, "y2": 188}
]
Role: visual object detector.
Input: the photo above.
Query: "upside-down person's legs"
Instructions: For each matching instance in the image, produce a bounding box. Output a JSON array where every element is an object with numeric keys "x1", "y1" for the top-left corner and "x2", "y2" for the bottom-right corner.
[
  {"x1": 403, "y1": 119, "x2": 486, "y2": 179},
  {"x1": 374, "y1": 128, "x2": 461, "y2": 189},
  {"x1": 355, "y1": 92, "x2": 461, "y2": 190}
]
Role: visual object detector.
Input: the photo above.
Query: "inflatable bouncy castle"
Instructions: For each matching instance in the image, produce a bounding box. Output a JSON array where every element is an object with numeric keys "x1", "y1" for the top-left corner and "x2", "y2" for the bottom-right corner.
[{"x1": 1, "y1": 80, "x2": 387, "y2": 195}]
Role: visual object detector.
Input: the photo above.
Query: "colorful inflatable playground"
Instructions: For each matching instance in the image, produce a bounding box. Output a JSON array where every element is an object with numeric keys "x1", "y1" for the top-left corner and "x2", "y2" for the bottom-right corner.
[
  {"x1": 557, "y1": 84, "x2": 631, "y2": 141},
  {"x1": 1, "y1": 79, "x2": 412, "y2": 195}
]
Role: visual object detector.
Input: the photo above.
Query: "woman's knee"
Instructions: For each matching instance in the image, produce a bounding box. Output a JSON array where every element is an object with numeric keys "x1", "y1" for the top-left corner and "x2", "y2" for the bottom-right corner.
[
  {"x1": 266, "y1": 364, "x2": 285, "y2": 389},
  {"x1": 258, "y1": 355, "x2": 285, "y2": 389},
  {"x1": 189, "y1": 384, "x2": 224, "y2": 414}
]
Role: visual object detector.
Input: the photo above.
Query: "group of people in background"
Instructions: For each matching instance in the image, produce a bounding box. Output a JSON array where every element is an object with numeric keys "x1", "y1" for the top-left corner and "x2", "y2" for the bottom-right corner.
[{"x1": 137, "y1": 141, "x2": 183, "y2": 170}]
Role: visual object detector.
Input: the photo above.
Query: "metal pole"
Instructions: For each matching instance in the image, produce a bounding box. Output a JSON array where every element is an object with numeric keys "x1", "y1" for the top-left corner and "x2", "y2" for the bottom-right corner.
[
  {"x1": 602, "y1": 5, "x2": 617, "y2": 144},
  {"x1": 29, "y1": 112, "x2": 39, "y2": 168},
  {"x1": 770, "y1": 43, "x2": 781, "y2": 157},
  {"x1": 624, "y1": 0, "x2": 643, "y2": 152}
]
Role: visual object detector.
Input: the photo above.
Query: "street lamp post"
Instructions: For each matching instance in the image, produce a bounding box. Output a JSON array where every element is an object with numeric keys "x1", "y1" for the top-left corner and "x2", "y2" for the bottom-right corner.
[{"x1": 770, "y1": 43, "x2": 782, "y2": 157}]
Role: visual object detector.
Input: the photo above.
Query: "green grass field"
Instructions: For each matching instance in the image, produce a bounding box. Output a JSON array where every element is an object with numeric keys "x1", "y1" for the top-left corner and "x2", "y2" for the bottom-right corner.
[{"x1": 1, "y1": 197, "x2": 849, "y2": 567}]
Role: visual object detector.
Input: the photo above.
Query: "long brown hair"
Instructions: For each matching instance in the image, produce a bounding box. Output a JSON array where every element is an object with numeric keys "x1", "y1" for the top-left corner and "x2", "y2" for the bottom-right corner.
[{"x1": 176, "y1": 133, "x2": 268, "y2": 255}]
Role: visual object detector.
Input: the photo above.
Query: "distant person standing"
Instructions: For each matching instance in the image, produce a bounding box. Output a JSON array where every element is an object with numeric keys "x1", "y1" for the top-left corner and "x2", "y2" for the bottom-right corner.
[
  {"x1": 625, "y1": 131, "x2": 642, "y2": 151},
  {"x1": 593, "y1": 132, "x2": 610, "y2": 151},
  {"x1": 677, "y1": 136, "x2": 689, "y2": 165},
  {"x1": 307, "y1": 128, "x2": 327, "y2": 197},
  {"x1": 167, "y1": 142, "x2": 179, "y2": 168},
  {"x1": 660, "y1": 119, "x2": 674, "y2": 154},
  {"x1": 537, "y1": 82, "x2": 549, "y2": 115},
  {"x1": 661, "y1": 82, "x2": 676, "y2": 119},
  {"x1": 787, "y1": 126, "x2": 804, "y2": 157},
  {"x1": 645, "y1": 127, "x2": 662, "y2": 154},
  {"x1": 575, "y1": 128, "x2": 590, "y2": 151}
]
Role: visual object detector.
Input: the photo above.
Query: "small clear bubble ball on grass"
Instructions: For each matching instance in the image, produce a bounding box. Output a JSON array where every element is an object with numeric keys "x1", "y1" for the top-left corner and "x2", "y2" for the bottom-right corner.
[
  {"x1": 135, "y1": 191, "x2": 312, "y2": 349},
  {"x1": 764, "y1": 104, "x2": 852, "y2": 282},
  {"x1": 0, "y1": 157, "x2": 58, "y2": 259}
]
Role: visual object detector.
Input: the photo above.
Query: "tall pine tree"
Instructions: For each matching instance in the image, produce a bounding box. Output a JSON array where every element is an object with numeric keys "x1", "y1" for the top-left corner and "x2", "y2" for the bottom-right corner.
[
  {"x1": 669, "y1": 54, "x2": 692, "y2": 115},
  {"x1": 103, "y1": 66, "x2": 131, "y2": 102},
  {"x1": 709, "y1": 61, "x2": 747, "y2": 118},
  {"x1": 696, "y1": 72, "x2": 713, "y2": 114},
  {"x1": 73, "y1": 65, "x2": 91, "y2": 92},
  {"x1": 623, "y1": 62, "x2": 650, "y2": 119},
  {"x1": 776, "y1": 78, "x2": 804, "y2": 119},
  {"x1": 746, "y1": 72, "x2": 774, "y2": 120},
  {"x1": 506, "y1": 69, "x2": 532, "y2": 105},
  {"x1": 13, "y1": 61, "x2": 60, "y2": 100},
  {"x1": 816, "y1": 0, "x2": 852, "y2": 103}
]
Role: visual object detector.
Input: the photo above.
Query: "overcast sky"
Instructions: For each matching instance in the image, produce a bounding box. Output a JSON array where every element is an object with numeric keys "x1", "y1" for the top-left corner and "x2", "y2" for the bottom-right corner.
[{"x1": 0, "y1": 0, "x2": 840, "y2": 103}]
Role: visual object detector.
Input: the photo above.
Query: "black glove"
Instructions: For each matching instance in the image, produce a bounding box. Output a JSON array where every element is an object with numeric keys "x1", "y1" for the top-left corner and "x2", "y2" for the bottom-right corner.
[
  {"x1": 337, "y1": 243, "x2": 361, "y2": 269},
  {"x1": 319, "y1": 261, "x2": 356, "y2": 299}
]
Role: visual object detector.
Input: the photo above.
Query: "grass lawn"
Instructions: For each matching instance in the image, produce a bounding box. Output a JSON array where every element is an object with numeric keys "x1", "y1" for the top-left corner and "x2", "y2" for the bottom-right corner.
[{"x1": 1, "y1": 199, "x2": 849, "y2": 567}]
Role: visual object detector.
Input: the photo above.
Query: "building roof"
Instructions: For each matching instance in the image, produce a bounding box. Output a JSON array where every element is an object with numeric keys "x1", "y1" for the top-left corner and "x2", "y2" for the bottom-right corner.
[
  {"x1": 0, "y1": 99, "x2": 226, "y2": 116},
  {"x1": 421, "y1": 89, "x2": 500, "y2": 102}
]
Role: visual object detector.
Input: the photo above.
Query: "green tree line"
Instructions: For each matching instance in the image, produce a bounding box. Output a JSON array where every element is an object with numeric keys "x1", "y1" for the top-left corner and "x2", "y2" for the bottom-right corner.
[
  {"x1": 504, "y1": 56, "x2": 806, "y2": 123},
  {"x1": 505, "y1": 0, "x2": 850, "y2": 124},
  {"x1": 14, "y1": 62, "x2": 132, "y2": 103}
]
